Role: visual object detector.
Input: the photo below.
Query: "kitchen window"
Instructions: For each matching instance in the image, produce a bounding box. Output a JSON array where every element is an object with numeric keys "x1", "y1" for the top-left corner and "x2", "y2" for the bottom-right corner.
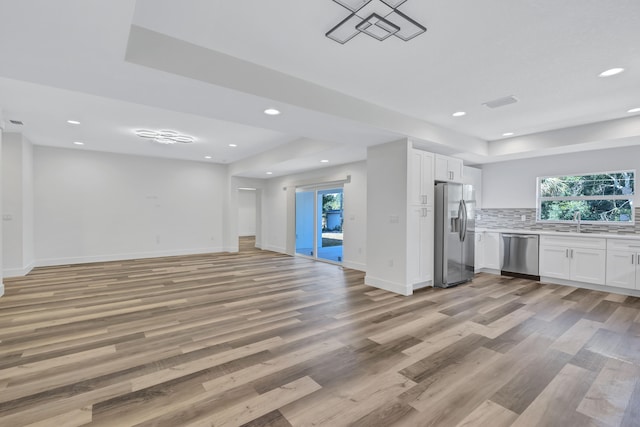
[{"x1": 537, "y1": 170, "x2": 635, "y2": 223}]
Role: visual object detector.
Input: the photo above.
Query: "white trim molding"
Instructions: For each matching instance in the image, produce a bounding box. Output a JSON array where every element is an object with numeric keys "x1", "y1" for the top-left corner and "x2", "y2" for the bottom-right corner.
[{"x1": 364, "y1": 275, "x2": 412, "y2": 296}]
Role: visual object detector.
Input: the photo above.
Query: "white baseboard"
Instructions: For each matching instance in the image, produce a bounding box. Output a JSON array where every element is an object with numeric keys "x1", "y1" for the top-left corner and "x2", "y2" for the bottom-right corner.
[
  {"x1": 3, "y1": 261, "x2": 36, "y2": 278},
  {"x1": 364, "y1": 275, "x2": 412, "y2": 296},
  {"x1": 342, "y1": 260, "x2": 366, "y2": 272},
  {"x1": 36, "y1": 247, "x2": 225, "y2": 267},
  {"x1": 540, "y1": 276, "x2": 640, "y2": 298},
  {"x1": 263, "y1": 245, "x2": 286, "y2": 254},
  {"x1": 223, "y1": 246, "x2": 239, "y2": 253},
  {"x1": 0, "y1": 283, "x2": 4, "y2": 297}
]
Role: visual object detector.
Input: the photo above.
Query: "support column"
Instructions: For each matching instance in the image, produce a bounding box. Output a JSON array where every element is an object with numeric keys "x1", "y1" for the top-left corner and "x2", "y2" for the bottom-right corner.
[{"x1": 0, "y1": 116, "x2": 4, "y2": 297}]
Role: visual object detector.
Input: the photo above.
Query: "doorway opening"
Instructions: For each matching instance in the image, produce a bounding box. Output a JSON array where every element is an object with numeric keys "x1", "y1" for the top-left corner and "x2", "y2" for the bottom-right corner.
[
  {"x1": 237, "y1": 188, "x2": 258, "y2": 252},
  {"x1": 295, "y1": 187, "x2": 343, "y2": 263}
]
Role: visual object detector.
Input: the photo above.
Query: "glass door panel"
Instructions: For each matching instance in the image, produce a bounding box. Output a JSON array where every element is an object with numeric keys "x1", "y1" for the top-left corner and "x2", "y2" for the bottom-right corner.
[
  {"x1": 317, "y1": 189, "x2": 343, "y2": 263},
  {"x1": 296, "y1": 187, "x2": 343, "y2": 264},
  {"x1": 295, "y1": 191, "x2": 315, "y2": 256}
]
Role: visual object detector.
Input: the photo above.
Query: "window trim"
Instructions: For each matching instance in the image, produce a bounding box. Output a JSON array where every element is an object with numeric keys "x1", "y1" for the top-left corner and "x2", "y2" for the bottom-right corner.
[{"x1": 536, "y1": 169, "x2": 635, "y2": 224}]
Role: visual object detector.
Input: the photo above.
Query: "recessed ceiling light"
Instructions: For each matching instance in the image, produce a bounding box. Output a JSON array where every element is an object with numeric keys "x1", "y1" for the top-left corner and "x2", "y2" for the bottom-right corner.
[
  {"x1": 228, "y1": 144, "x2": 238, "y2": 147},
  {"x1": 502, "y1": 132, "x2": 514, "y2": 137},
  {"x1": 320, "y1": 160, "x2": 329, "y2": 163},
  {"x1": 204, "y1": 156, "x2": 212, "y2": 159},
  {"x1": 452, "y1": 111, "x2": 466, "y2": 117},
  {"x1": 67, "y1": 120, "x2": 81, "y2": 125},
  {"x1": 264, "y1": 108, "x2": 281, "y2": 116},
  {"x1": 628, "y1": 107, "x2": 640, "y2": 113},
  {"x1": 598, "y1": 68, "x2": 625, "y2": 77},
  {"x1": 73, "y1": 141, "x2": 84, "y2": 146},
  {"x1": 266, "y1": 171, "x2": 273, "y2": 175}
]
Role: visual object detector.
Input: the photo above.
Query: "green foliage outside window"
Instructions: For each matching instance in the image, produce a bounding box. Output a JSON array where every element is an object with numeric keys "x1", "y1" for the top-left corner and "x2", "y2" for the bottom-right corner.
[{"x1": 538, "y1": 171, "x2": 634, "y2": 222}]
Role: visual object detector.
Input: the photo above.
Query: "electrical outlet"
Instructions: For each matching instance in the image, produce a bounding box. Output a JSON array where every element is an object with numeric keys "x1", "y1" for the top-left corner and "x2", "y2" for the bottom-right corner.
[{"x1": 521, "y1": 214, "x2": 527, "y2": 221}]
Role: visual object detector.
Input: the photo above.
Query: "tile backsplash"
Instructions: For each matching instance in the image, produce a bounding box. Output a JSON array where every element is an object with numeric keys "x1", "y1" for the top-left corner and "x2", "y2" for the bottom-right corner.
[{"x1": 476, "y1": 207, "x2": 640, "y2": 235}]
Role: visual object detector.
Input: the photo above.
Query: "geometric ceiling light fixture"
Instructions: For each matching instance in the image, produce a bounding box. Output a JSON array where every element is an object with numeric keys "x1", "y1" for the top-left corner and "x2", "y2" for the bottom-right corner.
[
  {"x1": 326, "y1": 0, "x2": 426, "y2": 44},
  {"x1": 134, "y1": 129, "x2": 195, "y2": 145}
]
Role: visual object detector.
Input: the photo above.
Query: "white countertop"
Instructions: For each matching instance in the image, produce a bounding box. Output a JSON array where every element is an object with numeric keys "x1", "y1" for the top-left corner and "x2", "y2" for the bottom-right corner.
[{"x1": 475, "y1": 228, "x2": 640, "y2": 241}]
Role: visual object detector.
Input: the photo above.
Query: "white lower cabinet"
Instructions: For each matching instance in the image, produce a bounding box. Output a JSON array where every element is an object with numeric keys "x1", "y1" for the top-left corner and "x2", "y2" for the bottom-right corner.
[
  {"x1": 407, "y1": 205, "x2": 433, "y2": 285},
  {"x1": 606, "y1": 240, "x2": 640, "y2": 290},
  {"x1": 475, "y1": 232, "x2": 485, "y2": 271},
  {"x1": 539, "y1": 236, "x2": 606, "y2": 285},
  {"x1": 483, "y1": 232, "x2": 501, "y2": 270}
]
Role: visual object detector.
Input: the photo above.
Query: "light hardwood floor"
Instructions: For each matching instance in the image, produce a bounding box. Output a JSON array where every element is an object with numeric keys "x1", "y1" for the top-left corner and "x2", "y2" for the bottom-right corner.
[{"x1": 1, "y1": 237, "x2": 639, "y2": 426}]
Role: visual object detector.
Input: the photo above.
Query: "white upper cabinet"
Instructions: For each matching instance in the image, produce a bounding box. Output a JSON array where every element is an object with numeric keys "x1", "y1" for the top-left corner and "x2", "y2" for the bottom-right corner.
[
  {"x1": 409, "y1": 149, "x2": 434, "y2": 205},
  {"x1": 434, "y1": 154, "x2": 463, "y2": 183}
]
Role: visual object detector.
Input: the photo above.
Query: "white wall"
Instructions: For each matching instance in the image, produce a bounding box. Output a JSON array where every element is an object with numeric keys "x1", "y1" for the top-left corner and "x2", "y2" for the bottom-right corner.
[
  {"x1": 34, "y1": 146, "x2": 227, "y2": 265},
  {"x1": 0, "y1": 126, "x2": 3, "y2": 296},
  {"x1": 2, "y1": 133, "x2": 35, "y2": 276},
  {"x1": 262, "y1": 161, "x2": 367, "y2": 271},
  {"x1": 482, "y1": 145, "x2": 640, "y2": 209},
  {"x1": 237, "y1": 189, "x2": 256, "y2": 236},
  {"x1": 365, "y1": 140, "x2": 409, "y2": 292}
]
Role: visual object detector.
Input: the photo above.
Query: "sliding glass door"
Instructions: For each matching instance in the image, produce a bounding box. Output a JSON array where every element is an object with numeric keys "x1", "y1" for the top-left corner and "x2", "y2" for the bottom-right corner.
[{"x1": 295, "y1": 187, "x2": 343, "y2": 263}]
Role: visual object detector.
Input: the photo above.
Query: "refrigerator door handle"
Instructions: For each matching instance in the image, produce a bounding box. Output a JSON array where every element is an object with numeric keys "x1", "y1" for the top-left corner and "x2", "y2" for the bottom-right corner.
[
  {"x1": 460, "y1": 200, "x2": 468, "y2": 242},
  {"x1": 457, "y1": 200, "x2": 464, "y2": 241}
]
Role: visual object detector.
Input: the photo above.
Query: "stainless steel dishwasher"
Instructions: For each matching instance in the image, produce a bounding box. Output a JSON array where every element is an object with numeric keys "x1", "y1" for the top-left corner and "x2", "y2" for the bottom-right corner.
[{"x1": 500, "y1": 233, "x2": 540, "y2": 279}]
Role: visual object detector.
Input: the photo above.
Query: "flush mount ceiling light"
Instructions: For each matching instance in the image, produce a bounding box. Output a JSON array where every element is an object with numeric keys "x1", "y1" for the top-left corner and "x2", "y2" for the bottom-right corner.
[
  {"x1": 320, "y1": 160, "x2": 330, "y2": 163},
  {"x1": 228, "y1": 144, "x2": 238, "y2": 147},
  {"x1": 502, "y1": 132, "x2": 515, "y2": 137},
  {"x1": 134, "y1": 129, "x2": 195, "y2": 145},
  {"x1": 266, "y1": 171, "x2": 273, "y2": 175},
  {"x1": 67, "y1": 120, "x2": 81, "y2": 125},
  {"x1": 326, "y1": 0, "x2": 426, "y2": 44},
  {"x1": 264, "y1": 108, "x2": 281, "y2": 116},
  {"x1": 452, "y1": 111, "x2": 466, "y2": 117},
  {"x1": 599, "y1": 67, "x2": 625, "y2": 77},
  {"x1": 73, "y1": 141, "x2": 84, "y2": 146},
  {"x1": 628, "y1": 107, "x2": 640, "y2": 113}
]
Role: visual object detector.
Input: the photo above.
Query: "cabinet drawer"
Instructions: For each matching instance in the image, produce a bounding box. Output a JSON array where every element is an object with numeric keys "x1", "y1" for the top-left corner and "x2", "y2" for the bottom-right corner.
[
  {"x1": 540, "y1": 235, "x2": 606, "y2": 250},
  {"x1": 607, "y1": 239, "x2": 640, "y2": 251}
]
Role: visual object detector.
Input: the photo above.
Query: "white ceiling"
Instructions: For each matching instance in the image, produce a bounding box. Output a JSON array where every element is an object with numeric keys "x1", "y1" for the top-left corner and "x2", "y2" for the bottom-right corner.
[{"x1": 1, "y1": 0, "x2": 639, "y2": 177}]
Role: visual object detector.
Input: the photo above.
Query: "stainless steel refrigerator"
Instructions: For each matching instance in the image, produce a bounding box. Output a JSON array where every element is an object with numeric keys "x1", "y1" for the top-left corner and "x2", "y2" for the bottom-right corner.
[{"x1": 434, "y1": 183, "x2": 475, "y2": 288}]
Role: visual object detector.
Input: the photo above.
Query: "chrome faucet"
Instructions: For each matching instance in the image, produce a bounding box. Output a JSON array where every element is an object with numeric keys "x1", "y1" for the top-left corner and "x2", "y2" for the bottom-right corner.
[{"x1": 573, "y1": 211, "x2": 581, "y2": 233}]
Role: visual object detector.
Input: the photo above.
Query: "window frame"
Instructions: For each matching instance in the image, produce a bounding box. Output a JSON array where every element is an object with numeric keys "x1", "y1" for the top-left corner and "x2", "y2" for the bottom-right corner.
[{"x1": 536, "y1": 169, "x2": 635, "y2": 224}]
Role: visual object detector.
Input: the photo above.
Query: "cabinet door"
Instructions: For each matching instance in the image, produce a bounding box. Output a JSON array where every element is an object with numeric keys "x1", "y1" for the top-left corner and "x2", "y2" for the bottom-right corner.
[
  {"x1": 606, "y1": 250, "x2": 636, "y2": 289},
  {"x1": 483, "y1": 232, "x2": 501, "y2": 270},
  {"x1": 448, "y1": 158, "x2": 464, "y2": 183},
  {"x1": 409, "y1": 150, "x2": 424, "y2": 205},
  {"x1": 570, "y1": 248, "x2": 606, "y2": 285},
  {"x1": 475, "y1": 232, "x2": 485, "y2": 271},
  {"x1": 434, "y1": 155, "x2": 449, "y2": 182},
  {"x1": 540, "y1": 246, "x2": 571, "y2": 280},
  {"x1": 409, "y1": 150, "x2": 434, "y2": 205},
  {"x1": 407, "y1": 205, "x2": 432, "y2": 284},
  {"x1": 421, "y1": 152, "x2": 434, "y2": 204}
]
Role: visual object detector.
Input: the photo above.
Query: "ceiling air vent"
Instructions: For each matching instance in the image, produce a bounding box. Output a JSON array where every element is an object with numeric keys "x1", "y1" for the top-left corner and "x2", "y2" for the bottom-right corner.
[
  {"x1": 9, "y1": 120, "x2": 24, "y2": 125},
  {"x1": 482, "y1": 96, "x2": 518, "y2": 109}
]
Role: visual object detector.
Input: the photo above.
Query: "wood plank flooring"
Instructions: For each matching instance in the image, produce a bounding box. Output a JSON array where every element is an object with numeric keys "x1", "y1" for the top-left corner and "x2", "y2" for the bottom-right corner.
[{"x1": 1, "y1": 236, "x2": 640, "y2": 426}]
